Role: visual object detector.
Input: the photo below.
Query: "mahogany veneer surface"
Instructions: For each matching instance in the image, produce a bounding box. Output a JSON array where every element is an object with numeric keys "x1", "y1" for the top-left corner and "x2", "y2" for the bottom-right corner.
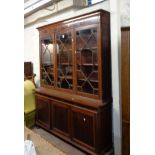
[{"x1": 35, "y1": 10, "x2": 112, "y2": 155}]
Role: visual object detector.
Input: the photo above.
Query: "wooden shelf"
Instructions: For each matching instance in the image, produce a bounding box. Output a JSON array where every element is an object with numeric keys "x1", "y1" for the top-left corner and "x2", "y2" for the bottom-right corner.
[
  {"x1": 57, "y1": 82, "x2": 72, "y2": 85},
  {"x1": 59, "y1": 76, "x2": 73, "y2": 79},
  {"x1": 59, "y1": 63, "x2": 72, "y2": 65},
  {"x1": 42, "y1": 64, "x2": 53, "y2": 67},
  {"x1": 42, "y1": 71, "x2": 54, "y2": 75},
  {"x1": 77, "y1": 63, "x2": 98, "y2": 66},
  {"x1": 93, "y1": 88, "x2": 98, "y2": 91},
  {"x1": 77, "y1": 79, "x2": 98, "y2": 83},
  {"x1": 90, "y1": 79, "x2": 98, "y2": 83},
  {"x1": 57, "y1": 49, "x2": 72, "y2": 52},
  {"x1": 76, "y1": 47, "x2": 97, "y2": 51}
]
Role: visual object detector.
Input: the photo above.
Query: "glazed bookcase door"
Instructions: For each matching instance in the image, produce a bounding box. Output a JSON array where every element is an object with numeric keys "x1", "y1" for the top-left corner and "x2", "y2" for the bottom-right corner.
[
  {"x1": 55, "y1": 29, "x2": 73, "y2": 91},
  {"x1": 40, "y1": 34, "x2": 54, "y2": 87},
  {"x1": 75, "y1": 26, "x2": 99, "y2": 96}
]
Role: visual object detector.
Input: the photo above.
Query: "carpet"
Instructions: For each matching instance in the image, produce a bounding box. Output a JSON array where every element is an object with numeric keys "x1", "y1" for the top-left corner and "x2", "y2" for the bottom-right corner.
[{"x1": 24, "y1": 127, "x2": 66, "y2": 155}]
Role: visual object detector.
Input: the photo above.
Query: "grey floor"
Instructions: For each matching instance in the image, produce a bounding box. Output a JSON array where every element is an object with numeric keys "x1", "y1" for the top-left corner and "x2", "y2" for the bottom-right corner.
[
  {"x1": 32, "y1": 127, "x2": 113, "y2": 155},
  {"x1": 32, "y1": 127, "x2": 87, "y2": 155}
]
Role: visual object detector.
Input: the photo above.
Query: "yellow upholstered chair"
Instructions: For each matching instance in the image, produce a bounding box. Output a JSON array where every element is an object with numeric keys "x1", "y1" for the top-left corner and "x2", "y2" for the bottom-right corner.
[{"x1": 24, "y1": 80, "x2": 36, "y2": 128}]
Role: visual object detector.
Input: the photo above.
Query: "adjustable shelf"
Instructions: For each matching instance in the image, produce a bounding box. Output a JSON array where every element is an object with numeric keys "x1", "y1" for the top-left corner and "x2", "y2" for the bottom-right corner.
[
  {"x1": 42, "y1": 64, "x2": 53, "y2": 67},
  {"x1": 59, "y1": 63, "x2": 72, "y2": 65},
  {"x1": 77, "y1": 63, "x2": 98, "y2": 66},
  {"x1": 76, "y1": 47, "x2": 98, "y2": 51},
  {"x1": 58, "y1": 76, "x2": 73, "y2": 79}
]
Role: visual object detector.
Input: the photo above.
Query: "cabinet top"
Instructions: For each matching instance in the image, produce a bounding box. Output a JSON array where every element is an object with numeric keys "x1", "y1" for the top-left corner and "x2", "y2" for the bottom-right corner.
[
  {"x1": 37, "y1": 9, "x2": 110, "y2": 30},
  {"x1": 35, "y1": 87, "x2": 111, "y2": 109}
]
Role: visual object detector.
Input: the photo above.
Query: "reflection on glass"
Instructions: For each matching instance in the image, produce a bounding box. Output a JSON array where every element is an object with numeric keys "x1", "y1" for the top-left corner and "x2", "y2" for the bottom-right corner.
[
  {"x1": 76, "y1": 27, "x2": 98, "y2": 95},
  {"x1": 42, "y1": 43, "x2": 53, "y2": 65},
  {"x1": 41, "y1": 37, "x2": 54, "y2": 87},
  {"x1": 56, "y1": 31, "x2": 73, "y2": 90}
]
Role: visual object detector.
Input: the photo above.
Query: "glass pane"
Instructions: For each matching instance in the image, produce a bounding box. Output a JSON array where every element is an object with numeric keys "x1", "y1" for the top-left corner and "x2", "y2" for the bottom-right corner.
[
  {"x1": 76, "y1": 27, "x2": 98, "y2": 95},
  {"x1": 41, "y1": 36, "x2": 54, "y2": 87},
  {"x1": 56, "y1": 31, "x2": 73, "y2": 90}
]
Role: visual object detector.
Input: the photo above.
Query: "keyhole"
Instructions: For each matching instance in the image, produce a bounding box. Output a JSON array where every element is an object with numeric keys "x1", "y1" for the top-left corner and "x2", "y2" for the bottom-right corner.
[{"x1": 83, "y1": 117, "x2": 86, "y2": 122}]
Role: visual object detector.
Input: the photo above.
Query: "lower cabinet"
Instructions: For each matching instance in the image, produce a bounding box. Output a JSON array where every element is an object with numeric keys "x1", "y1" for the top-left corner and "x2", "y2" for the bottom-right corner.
[{"x1": 35, "y1": 94, "x2": 112, "y2": 155}]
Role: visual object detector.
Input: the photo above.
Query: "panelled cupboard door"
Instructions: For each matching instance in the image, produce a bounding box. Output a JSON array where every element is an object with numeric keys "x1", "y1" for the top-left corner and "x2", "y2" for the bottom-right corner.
[
  {"x1": 36, "y1": 95, "x2": 50, "y2": 129},
  {"x1": 55, "y1": 28, "x2": 74, "y2": 91},
  {"x1": 75, "y1": 25, "x2": 99, "y2": 98},
  {"x1": 52, "y1": 100, "x2": 70, "y2": 137},
  {"x1": 71, "y1": 107, "x2": 96, "y2": 149},
  {"x1": 40, "y1": 32, "x2": 55, "y2": 88}
]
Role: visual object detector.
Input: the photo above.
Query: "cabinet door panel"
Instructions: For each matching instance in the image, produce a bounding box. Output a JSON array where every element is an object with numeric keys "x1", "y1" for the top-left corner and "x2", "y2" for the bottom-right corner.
[
  {"x1": 53, "y1": 101, "x2": 70, "y2": 136},
  {"x1": 75, "y1": 26, "x2": 99, "y2": 96},
  {"x1": 40, "y1": 33, "x2": 55, "y2": 87},
  {"x1": 56, "y1": 29, "x2": 73, "y2": 90},
  {"x1": 71, "y1": 108, "x2": 95, "y2": 148},
  {"x1": 36, "y1": 96, "x2": 50, "y2": 129}
]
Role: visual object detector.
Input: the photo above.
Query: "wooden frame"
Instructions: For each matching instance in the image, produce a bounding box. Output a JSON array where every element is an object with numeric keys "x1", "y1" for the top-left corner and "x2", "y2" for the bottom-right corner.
[{"x1": 121, "y1": 26, "x2": 130, "y2": 155}]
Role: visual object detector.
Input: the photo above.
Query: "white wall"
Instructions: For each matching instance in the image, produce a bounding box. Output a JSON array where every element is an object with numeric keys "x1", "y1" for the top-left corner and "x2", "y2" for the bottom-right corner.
[
  {"x1": 110, "y1": 0, "x2": 121, "y2": 154},
  {"x1": 110, "y1": 0, "x2": 130, "y2": 154},
  {"x1": 24, "y1": 0, "x2": 130, "y2": 154},
  {"x1": 120, "y1": 0, "x2": 130, "y2": 26},
  {"x1": 24, "y1": 26, "x2": 40, "y2": 86}
]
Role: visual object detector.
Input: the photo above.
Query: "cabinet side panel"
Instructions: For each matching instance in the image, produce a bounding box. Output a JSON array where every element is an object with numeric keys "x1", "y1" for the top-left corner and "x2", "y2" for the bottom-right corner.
[
  {"x1": 121, "y1": 28, "x2": 130, "y2": 122},
  {"x1": 101, "y1": 14, "x2": 112, "y2": 101},
  {"x1": 122, "y1": 121, "x2": 130, "y2": 155},
  {"x1": 96, "y1": 104, "x2": 112, "y2": 153},
  {"x1": 121, "y1": 27, "x2": 130, "y2": 155}
]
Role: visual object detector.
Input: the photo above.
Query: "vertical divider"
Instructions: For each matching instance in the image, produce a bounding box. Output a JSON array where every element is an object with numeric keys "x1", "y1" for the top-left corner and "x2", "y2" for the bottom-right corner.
[
  {"x1": 54, "y1": 31, "x2": 57, "y2": 88},
  {"x1": 72, "y1": 29, "x2": 77, "y2": 93},
  {"x1": 97, "y1": 23, "x2": 102, "y2": 99},
  {"x1": 39, "y1": 37, "x2": 42, "y2": 87}
]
